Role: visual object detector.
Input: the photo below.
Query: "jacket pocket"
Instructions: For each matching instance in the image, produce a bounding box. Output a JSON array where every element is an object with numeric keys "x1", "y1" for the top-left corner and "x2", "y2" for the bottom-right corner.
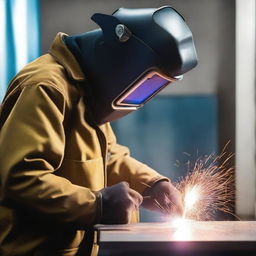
[{"x1": 57, "y1": 157, "x2": 105, "y2": 191}]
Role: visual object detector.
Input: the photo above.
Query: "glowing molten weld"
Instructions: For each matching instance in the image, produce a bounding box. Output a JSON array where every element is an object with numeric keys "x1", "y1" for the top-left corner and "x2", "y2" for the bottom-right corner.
[
  {"x1": 184, "y1": 186, "x2": 199, "y2": 209},
  {"x1": 172, "y1": 218, "x2": 192, "y2": 240},
  {"x1": 182, "y1": 186, "x2": 200, "y2": 219}
]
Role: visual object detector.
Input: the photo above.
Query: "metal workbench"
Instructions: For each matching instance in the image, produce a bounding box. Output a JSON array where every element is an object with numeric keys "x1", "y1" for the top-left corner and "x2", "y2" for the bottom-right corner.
[{"x1": 94, "y1": 220, "x2": 256, "y2": 256}]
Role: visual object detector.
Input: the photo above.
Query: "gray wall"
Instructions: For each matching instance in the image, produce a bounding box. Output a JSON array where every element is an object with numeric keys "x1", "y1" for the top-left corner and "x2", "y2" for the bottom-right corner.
[{"x1": 40, "y1": 0, "x2": 235, "y2": 157}]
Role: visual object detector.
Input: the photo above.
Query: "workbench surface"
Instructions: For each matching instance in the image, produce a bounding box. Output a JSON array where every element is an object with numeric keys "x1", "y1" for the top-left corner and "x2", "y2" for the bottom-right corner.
[{"x1": 94, "y1": 221, "x2": 256, "y2": 256}]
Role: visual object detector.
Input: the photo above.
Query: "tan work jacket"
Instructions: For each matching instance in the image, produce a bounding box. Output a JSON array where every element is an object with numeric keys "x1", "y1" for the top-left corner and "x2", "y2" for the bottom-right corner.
[{"x1": 0, "y1": 33, "x2": 166, "y2": 256}]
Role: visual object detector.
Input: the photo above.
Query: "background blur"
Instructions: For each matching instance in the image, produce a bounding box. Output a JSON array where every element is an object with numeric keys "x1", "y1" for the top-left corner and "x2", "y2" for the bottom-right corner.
[{"x1": 0, "y1": 0, "x2": 255, "y2": 221}]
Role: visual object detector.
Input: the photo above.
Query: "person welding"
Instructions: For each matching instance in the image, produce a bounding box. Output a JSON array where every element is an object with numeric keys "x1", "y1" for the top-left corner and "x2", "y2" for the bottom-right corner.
[{"x1": 0, "y1": 6, "x2": 197, "y2": 256}]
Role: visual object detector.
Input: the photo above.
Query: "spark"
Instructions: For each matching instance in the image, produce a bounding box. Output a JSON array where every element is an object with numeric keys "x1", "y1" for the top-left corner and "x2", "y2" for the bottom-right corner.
[
  {"x1": 169, "y1": 144, "x2": 237, "y2": 240},
  {"x1": 182, "y1": 186, "x2": 200, "y2": 219},
  {"x1": 176, "y1": 143, "x2": 237, "y2": 221},
  {"x1": 174, "y1": 160, "x2": 181, "y2": 167},
  {"x1": 141, "y1": 143, "x2": 237, "y2": 221},
  {"x1": 183, "y1": 152, "x2": 191, "y2": 157}
]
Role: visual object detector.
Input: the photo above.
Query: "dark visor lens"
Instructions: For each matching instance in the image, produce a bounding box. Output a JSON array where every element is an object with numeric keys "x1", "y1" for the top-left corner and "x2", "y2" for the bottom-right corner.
[{"x1": 120, "y1": 74, "x2": 169, "y2": 105}]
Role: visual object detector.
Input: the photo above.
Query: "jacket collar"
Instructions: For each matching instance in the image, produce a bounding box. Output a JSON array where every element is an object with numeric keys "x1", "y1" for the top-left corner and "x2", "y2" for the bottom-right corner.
[{"x1": 49, "y1": 32, "x2": 85, "y2": 81}]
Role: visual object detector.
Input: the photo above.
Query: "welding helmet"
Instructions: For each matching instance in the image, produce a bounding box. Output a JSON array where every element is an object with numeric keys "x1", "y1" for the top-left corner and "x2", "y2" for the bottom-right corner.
[{"x1": 64, "y1": 6, "x2": 198, "y2": 125}]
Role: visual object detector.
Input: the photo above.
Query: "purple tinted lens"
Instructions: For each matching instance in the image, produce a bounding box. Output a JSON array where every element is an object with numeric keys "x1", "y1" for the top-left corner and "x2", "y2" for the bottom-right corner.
[{"x1": 121, "y1": 74, "x2": 169, "y2": 105}]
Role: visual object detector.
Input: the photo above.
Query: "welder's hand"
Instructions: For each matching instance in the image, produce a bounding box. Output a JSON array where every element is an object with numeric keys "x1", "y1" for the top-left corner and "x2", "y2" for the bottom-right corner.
[
  {"x1": 99, "y1": 182, "x2": 143, "y2": 224},
  {"x1": 142, "y1": 180, "x2": 183, "y2": 216}
]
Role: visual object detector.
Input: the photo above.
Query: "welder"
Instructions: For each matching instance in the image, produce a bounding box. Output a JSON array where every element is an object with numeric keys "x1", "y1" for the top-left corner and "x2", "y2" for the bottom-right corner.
[{"x1": 0, "y1": 6, "x2": 197, "y2": 256}]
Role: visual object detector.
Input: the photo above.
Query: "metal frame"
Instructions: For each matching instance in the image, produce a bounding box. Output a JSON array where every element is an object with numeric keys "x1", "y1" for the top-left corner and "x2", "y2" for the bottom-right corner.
[
  {"x1": 112, "y1": 69, "x2": 182, "y2": 110},
  {"x1": 235, "y1": 0, "x2": 256, "y2": 218}
]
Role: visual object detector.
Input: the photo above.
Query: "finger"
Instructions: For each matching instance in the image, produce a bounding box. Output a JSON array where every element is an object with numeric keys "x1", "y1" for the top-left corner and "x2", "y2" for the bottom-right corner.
[
  {"x1": 154, "y1": 198, "x2": 168, "y2": 213},
  {"x1": 175, "y1": 202, "x2": 183, "y2": 215},
  {"x1": 158, "y1": 192, "x2": 182, "y2": 215},
  {"x1": 168, "y1": 198, "x2": 183, "y2": 216},
  {"x1": 170, "y1": 192, "x2": 184, "y2": 213},
  {"x1": 128, "y1": 188, "x2": 143, "y2": 207}
]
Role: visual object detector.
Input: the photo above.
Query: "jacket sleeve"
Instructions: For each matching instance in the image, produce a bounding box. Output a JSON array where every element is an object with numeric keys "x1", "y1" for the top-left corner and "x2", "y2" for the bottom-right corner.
[
  {"x1": 0, "y1": 84, "x2": 98, "y2": 226},
  {"x1": 105, "y1": 124, "x2": 169, "y2": 195}
]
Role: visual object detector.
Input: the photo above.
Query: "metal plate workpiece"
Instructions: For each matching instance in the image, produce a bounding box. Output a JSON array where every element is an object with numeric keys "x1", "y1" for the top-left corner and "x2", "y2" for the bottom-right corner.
[{"x1": 94, "y1": 220, "x2": 256, "y2": 256}]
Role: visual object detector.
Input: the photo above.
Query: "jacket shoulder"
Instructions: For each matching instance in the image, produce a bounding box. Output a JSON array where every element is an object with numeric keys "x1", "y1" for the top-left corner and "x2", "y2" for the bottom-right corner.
[{"x1": 4, "y1": 54, "x2": 80, "y2": 105}]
